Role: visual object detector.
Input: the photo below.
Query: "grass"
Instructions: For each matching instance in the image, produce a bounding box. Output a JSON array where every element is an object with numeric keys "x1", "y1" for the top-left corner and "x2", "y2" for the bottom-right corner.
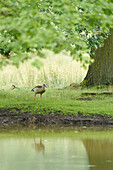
[
  {"x1": 0, "y1": 86, "x2": 113, "y2": 116},
  {"x1": 0, "y1": 51, "x2": 113, "y2": 117},
  {"x1": 0, "y1": 51, "x2": 87, "y2": 88}
]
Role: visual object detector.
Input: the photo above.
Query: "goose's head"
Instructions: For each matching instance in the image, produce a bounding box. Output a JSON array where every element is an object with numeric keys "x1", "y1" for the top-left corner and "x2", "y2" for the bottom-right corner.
[{"x1": 43, "y1": 84, "x2": 47, "y2": 88}]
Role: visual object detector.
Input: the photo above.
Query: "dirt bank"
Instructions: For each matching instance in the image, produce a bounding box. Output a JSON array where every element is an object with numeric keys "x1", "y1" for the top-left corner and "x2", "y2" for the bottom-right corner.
[{"x1": 0, "y1": 109, "x2": 113, "y2": 125}]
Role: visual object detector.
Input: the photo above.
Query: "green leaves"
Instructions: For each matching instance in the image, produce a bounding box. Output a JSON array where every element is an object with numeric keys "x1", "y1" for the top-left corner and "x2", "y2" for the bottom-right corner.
[
  {"x1": 31, "y1": 58, "x2": 43, "y2": 69},
  {"x1": 0, "y1": 0, "x2": 113, "y2": 67}
]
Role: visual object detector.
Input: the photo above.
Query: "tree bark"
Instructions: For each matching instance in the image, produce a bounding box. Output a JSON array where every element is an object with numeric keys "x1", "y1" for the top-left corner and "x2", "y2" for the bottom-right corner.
[{"x1": 84, "y1": 28, "x2": 113, "y2": 85}]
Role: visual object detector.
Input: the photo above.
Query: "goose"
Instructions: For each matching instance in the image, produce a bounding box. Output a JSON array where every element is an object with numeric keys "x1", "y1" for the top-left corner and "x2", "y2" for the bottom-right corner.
[{"x1": 31, "y1": 83, "x2": 47, "y2": 100}]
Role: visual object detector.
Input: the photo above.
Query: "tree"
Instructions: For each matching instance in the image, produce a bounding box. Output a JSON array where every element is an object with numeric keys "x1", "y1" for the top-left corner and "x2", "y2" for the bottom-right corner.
[
  {"x1": 84, "y1": 28, "x2": 113, "y2": 85},
  {"x1": 0, "y1": 0, "x2": 113, "y2": 83}
]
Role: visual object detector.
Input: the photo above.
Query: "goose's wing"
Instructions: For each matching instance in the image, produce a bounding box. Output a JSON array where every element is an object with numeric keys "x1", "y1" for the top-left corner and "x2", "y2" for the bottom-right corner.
[
  {"x1": 31, "y1": 85, "x2": 42, "y2": 91},
  {"x1": 35, "y1": 85, "x2": 42, "y2": 88}
]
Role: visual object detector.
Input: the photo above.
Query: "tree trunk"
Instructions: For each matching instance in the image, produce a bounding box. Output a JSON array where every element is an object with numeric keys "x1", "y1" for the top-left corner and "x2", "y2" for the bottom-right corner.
[{"x1": 84, "y1": 28, "x2": 113, "y2": 85}]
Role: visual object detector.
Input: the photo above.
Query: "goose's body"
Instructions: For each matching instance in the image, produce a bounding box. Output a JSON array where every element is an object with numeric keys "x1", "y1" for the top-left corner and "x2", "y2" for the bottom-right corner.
[{"x1": 31, "y1": 84, "x2": 46, "y2": 100}]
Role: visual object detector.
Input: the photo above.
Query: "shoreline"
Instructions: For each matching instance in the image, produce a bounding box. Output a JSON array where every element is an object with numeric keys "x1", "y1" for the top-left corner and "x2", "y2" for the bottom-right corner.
[{"x1": 0, "y1": 109, "x2": 113, "y2": 125}]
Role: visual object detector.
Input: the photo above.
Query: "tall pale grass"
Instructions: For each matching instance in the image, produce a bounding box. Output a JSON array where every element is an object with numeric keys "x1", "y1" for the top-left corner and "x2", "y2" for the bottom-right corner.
[{"x1": 0, "y1": 51, "x2": 88, "y2": 88}]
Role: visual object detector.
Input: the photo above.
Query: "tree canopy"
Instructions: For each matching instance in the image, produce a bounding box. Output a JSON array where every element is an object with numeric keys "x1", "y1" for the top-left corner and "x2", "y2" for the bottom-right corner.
[{"x1": 0, "y1": 0, "x2": 113, "y2": 67}]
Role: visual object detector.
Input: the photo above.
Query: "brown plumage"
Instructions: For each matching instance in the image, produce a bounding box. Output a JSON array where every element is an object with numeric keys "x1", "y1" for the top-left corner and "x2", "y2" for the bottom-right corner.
[{"x1": 31, "y1": 83, "x2": 47, "y2": 100}]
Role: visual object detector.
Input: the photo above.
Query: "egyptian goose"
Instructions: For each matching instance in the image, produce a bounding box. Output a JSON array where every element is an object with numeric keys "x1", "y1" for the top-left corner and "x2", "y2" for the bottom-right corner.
[
  {"x1": 31, "y1": 84, "x2": 47, "y2": 100},
  {"x1": 11, "y1": 84, "x2": 19, "y2": 90}
]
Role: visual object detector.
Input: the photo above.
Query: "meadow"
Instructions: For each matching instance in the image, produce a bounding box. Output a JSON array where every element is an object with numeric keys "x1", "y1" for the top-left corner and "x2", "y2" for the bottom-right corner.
[
  {"x1": 0, "y1": 84, "x2": 113, "y2": 116},
  {"x1": 0, "y1": 51, "x2": 87, "y2": 88},
  {"x1": 0, "y1": 51, "x2": 113, "y2": 118}
]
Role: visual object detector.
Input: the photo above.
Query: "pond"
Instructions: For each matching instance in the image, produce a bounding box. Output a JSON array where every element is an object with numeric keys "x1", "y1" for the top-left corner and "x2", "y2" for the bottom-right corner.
[{"x1": 0, "y1": 125, "x2": 113, "y2": 170}]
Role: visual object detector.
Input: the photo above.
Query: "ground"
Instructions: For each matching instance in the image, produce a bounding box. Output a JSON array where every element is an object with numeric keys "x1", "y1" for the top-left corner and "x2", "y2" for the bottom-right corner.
[
  {"x1": 1, "y1": 109, "x2": 113, "y2": 125},
  {"x1": 0, "y1": 85, "x2": 113, "y2": 125}
]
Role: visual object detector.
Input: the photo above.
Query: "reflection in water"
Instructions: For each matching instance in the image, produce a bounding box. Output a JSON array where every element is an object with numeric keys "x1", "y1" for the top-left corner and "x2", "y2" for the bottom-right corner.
[
  {"x1": 0, "y1": 126, "x2": 113, "y2": 170},
  {"x1": 83, "y1": 139, "x2": 113, "y2": 170},
  {"x1": 0, "y1": 138, "x2": 89, "y2": 170},
  {"x1": 33, "y1": 138, "x2": 45, "y2": 153}
]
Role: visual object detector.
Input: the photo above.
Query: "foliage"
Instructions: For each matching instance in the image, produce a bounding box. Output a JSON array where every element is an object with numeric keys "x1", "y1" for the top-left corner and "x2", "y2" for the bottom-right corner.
[{"x1": 0, "y1": 0, "x2": 113, "y2": 67}]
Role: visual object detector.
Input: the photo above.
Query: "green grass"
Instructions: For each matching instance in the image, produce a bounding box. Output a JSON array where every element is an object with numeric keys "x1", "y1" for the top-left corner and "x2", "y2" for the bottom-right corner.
[{"x1": 0, "y1": 86, "x2": 113, "y2": 116}]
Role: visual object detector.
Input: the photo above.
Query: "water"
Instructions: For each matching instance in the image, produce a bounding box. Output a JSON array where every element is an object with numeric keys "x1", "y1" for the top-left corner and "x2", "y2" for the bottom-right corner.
[{"x1": 0, "y1": 125, "x2": 113, "y2": 170}]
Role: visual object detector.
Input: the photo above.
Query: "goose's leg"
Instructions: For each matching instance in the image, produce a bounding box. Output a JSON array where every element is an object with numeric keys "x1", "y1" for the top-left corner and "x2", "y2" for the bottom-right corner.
[
  {"x1": 40, "y1": 94, "x2": 42, "y2": 99},
  {"x1": 34, "y1": 94, "x2": 36, "y2": 100}
]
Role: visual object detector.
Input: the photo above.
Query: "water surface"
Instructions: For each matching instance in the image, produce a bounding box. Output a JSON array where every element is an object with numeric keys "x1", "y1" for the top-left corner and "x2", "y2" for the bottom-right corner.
[{"x1": 0, "y1": 125, "x2": 113, "y2": 170}]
